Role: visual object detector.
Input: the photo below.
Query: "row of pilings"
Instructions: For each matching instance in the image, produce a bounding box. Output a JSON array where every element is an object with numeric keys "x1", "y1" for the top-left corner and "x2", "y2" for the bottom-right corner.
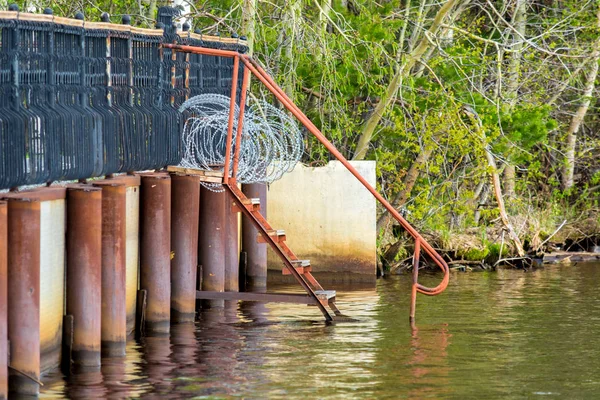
[{"x1": 0, "y1": 172, "x2": 267, "y2": 397}]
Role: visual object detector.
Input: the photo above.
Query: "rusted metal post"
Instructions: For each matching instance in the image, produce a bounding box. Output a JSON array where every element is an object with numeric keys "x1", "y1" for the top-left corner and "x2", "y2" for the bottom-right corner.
[
  {"x1": 0, "y1": 201, "x2": 7, "y2": 400},
  {"x1": 66, "y1": 186, "x2": 103, "y2": 369},
  {"x1": 410, "y1": 239, "x2": 421, "y2": 324},
  {"x1": 6, "y1": 198, "x2": 41, "y2": 396},
  {"x1": 241, "y1": 183, "x2": 268, "y2": 289},
  {"x1": 92, "y1": 181, "x2": 127, "y2": 356},
  {"x1": 140, "y1": 173, "x2": 172, "y2": 333},
  {"x1": 225, "y1": 195, "x2": 239, "y2": 292},
  {"x1": 198, "y1": 187, "x2": 226, "y2": 307},
  {"x1": 170, "y1": 174, "x2": 200, "y2": 322}
]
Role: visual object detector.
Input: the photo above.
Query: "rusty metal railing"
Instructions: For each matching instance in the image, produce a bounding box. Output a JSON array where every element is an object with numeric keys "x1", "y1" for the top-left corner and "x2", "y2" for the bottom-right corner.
[{"x1": 163, "y1": 43, "x2": 450, "y2": 322}]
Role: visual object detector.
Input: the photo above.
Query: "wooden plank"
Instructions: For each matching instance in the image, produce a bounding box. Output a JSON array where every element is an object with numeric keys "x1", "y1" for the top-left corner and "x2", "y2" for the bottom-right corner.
[
  {"x1": 167, "y1": 165, "x2": 224, "y2": 177},
  {"x1": 196, "y1": 290, "x2": 317, "y2": 304}
]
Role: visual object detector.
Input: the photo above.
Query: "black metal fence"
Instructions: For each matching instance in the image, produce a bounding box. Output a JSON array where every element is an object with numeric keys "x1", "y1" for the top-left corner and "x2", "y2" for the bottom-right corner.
[{"x1": 0, "y1": 6, "x2": 247, "y2": 189}]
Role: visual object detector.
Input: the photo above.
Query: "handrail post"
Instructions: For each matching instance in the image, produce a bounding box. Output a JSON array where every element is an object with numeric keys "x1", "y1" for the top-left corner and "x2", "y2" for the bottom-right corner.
[
  {"x1": 410, "y1": 238, "x2": 420, "y2": 324},
  {"x1": 222, "y1": 56, "x2": 240, "y2": 184},
  {"x1": 231, "y1": 64, "x2": 250, "y2": 183}
]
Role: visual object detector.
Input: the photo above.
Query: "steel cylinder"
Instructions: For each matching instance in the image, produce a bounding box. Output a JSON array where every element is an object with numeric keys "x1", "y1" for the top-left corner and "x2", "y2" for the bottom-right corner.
[
  {"x1": 66, "y1": 186, "x2": 103, "y2": 369},
  {"x1": 241, "y1": 183, "x2": 268, "y2": 289},
  {"x1": 6, "y1": 198, "x2": 41, "y2": 396},
  {"x1": 170, "y1": 174, "x2": 200, "y2": 322},
  {"x1": 199, "y1": 187, "x2": 226, "y2": 307},
  {"x1": 225, "y1": 195, "x2": 239, "y2": 292},
  {"x1": 93, "y1": 181, "x2": 127, "y2": 356},
  {"x1": 0, "y1": 201, "x2": 7, "y2": 400},
  {"x1": 140, "y1": 173, "x2": 172, "y2": 333}
]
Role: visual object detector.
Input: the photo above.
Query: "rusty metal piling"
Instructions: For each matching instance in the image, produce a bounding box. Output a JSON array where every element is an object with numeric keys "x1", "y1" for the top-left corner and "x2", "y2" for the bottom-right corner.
[
  {"x1": 0, "y1": 202, "x2": 7, "y2": 399},
  {"x1": 93, "y1": 181, "x2": 127, "y2": 356},
  {"x1": 170, "y1": 174, "x2": 200, "y2": 322},
  {"x1": 241, "y1": 183, "x2": 268, "y2": 289},
  {"x1": 66, "y1": 186, "x2": 103, "y2": 369},
  {"x1": 6, "y1": 197, "x2": 41, "y2": 396},
  {"x1": 199, "y1": 187, "x2": 226, "y2": 307},
  {"x1": 140, "y1": 173, "x2": 172, "y2": 333},
  {"x1": 225, "y1": 195, "x2": 239, "y2": 292}
]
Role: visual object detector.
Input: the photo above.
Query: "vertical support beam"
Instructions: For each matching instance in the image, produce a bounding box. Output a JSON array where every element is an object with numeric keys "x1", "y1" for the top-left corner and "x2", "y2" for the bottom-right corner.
[
  {"x1": 66, "y1": 186, "x2": 102, "y2": 369},
  {"x1": 93, "y1": 181, "x2": 127, "y2": 356},
  {"x1": 7, "y1": 199, "x2": 41, "y2": 396},
  {"x1": 140, "y1": 173, "x2": 172, "y2": 333},
  {"x1": 0, "y1": 201, "x2": 7, "y2": 400},
  {"x1": 119, "y1": 175, "x2": 141, "y2": 335},
  {"x1": 199, "y1": 187, "x2": 226, "y2": 307},
  {"x1": 225, "y1": 195, "x2": 239, "y2": 292},
  {"x1": 170, "y1": 174, "x2": 200, "y2": 322},
  {"x1": 410, "y1": 239, "x2": 421, "y2": 325},
  {"x1": 223, "y1": 56, "x2": 240, "y2": 184},
  {"x1": 241, "y1": 183, "x2": 267, "y2": 289}
]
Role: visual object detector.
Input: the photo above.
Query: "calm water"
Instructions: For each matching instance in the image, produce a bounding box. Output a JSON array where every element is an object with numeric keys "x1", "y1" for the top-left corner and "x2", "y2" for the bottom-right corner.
[{"x1": 41, "y1": 263, "x2": 600, "y2": 399}]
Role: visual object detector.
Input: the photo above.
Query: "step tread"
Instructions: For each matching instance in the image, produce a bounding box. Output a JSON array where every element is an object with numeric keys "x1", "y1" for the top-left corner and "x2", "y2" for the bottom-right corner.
[
  {"x1": 290, "y1": 259, "x2": 311, "y2": 267},
  {"x1": 314, "y1": 290, "x2": 336, "y2": 300}
]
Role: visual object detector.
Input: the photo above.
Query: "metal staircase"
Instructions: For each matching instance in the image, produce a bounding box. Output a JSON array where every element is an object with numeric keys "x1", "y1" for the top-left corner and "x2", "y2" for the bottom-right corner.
[{"x1": 166, "y1": 42, "x2": 450, "y2": 324}]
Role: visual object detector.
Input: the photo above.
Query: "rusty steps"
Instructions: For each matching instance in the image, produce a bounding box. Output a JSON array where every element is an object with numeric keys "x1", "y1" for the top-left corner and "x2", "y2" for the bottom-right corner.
[
  {"x1": 283, "y1": 259, "x2": 311, "y2": 275},
  {"x1": 257, "y1": 229, "x2": 286, "y2": 244},
  {"x1": 223, "y1": 182, "x2": 338, "y2": 321}
]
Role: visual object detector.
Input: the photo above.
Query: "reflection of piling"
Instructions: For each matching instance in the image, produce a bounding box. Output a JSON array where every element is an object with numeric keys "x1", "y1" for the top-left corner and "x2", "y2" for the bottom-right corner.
[
  {"x1": 140, "y1": 173, "x2": 172, "y2": 333},
  {"x1": 241, "y1": 183, "x2": 268, "y2": 289},
  {"x1": 0, "y1": 202, "x2": 7, "y2": 399},
  {"x1": 199, "y1": 187, "x2": 226, "y2": 307},
  {"x1": 66, "y1": 186, "x2": 102, "y2": 369},
  {"x1": 225, "y1": 195, "x2": 239, "y2": 292},
  {"x1": 92, "y1": 181, "x2": 127, "y2": 356},
  {"x1": 6, "y1": 198, "x2": 41, "y2": 396},
  {"x1": 170, "y1": 174, "x2": 200, "y2": 322}
]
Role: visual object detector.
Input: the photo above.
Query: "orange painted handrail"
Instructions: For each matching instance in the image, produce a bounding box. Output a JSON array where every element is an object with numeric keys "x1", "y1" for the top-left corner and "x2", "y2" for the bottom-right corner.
[{"x1": 165, "y1": 43, "x2": 450, "y2": 318}]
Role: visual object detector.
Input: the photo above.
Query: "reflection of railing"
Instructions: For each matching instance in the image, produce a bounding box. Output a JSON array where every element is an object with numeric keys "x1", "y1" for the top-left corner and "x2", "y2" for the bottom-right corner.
[{"x1": 164, "y1": 43, "x2": 450, "y2": 322}]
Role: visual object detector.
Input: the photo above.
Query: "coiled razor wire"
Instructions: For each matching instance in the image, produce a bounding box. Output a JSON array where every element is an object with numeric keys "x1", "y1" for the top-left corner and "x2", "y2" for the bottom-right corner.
[{"x1": 179, "y1": 93, "x2": 304, "y2": 191}]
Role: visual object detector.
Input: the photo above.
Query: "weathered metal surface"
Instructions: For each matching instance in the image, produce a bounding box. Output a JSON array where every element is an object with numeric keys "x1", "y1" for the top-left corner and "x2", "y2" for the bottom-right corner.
[
  {"x1": 66, "y1": 185, "x2": 102, "y2": 368},
  {"x1": 140, "y1": 173, "x2": 172, "y2": 333},
  {"x1": 40, "y1": 197, "x2": 66, "y2": 371},
  {"x1": 241, "y1": 183, "x2": 268, "y2": 289},
  {"x1": 198, "y1": 187, "x2": 226, "y2": 307},
  {"x1": 0, "y1": 201, "x2": 7, "y2": 399},
  {"x1": 170, "y1": 174, "x2": 200, "y2": 322},
  {"x1": 93, "y1": 180, "x2": 127, "y2": 355},
  {"x1": 6, "y1": 198, "x2": 41, "y2": 396},
  {"x1": 225, "y1": 194, "x2": 239, "y2": 292}
]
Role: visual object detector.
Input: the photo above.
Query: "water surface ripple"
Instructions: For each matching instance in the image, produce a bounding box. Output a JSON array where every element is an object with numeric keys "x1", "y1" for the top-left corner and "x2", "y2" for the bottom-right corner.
[{"x1": 41, "y1": 263, "x2": 600, "y2": 399}]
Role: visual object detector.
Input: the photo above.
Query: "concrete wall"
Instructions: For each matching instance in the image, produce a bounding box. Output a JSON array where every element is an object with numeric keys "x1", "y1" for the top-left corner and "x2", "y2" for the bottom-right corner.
[{"x1": 266, "y1": 161, "x2": 377, "y2": 284}]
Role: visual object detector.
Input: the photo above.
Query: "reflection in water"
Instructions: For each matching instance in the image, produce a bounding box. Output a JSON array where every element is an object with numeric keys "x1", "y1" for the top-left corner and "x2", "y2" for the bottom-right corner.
[{"x1": 40, "y1": 263, "x2": 600, "y2": 399}]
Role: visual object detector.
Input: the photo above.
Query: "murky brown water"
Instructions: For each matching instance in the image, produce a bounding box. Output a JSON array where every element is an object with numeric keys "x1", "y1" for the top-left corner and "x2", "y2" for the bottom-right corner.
[{"x1": 41, "y1": 263, "x2": 600, "y2": 399}]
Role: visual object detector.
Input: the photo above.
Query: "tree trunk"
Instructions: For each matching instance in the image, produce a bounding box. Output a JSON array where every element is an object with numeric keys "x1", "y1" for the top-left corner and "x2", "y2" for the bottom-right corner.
[
  {"x1": 240, "y1": 0, "x2": 257, "y2": 55},
  {"x1": 352, "y1": 0, "x2": 463, "y2": 160},
  {"x1": 376, "y1": 145, "x2": 434, "y2": 232},
  {"x1": 561, "y1": 6, "x2": 600, "y2": 190},
  {"x1": 282, "y1": 0, "x2": 301, "y2": 99},
  {"x1": 464, "y1": 107, "x2": 526, "y2": 257},
  {"x1": 503, "y1": 0, "x2": 528, "y2": 198}
]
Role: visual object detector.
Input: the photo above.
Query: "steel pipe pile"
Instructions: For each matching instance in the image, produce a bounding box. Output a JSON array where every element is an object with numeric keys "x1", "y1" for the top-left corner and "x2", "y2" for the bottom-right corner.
[{"x1": 0, "y1": 6, "x2": 248, "y2": 190}]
